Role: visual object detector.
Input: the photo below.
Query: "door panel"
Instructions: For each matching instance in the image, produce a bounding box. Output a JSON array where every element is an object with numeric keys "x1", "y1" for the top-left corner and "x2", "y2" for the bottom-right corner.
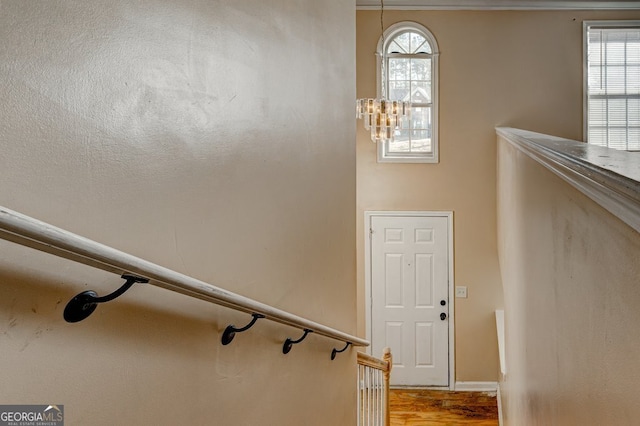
[{"x1": 371, "y1": 215, "x2": 450, "y2": 387}]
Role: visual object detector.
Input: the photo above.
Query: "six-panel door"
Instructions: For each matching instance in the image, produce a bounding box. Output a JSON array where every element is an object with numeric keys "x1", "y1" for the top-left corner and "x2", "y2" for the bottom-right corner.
[{"x1": 371, "y1": 215, "x2": 450, "y2": 386}]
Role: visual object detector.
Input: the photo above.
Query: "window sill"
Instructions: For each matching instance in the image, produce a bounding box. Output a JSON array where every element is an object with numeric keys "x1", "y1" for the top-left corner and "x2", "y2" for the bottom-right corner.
[{"x1": 377, "y1": 148, "x2": 439, "y2": 164}]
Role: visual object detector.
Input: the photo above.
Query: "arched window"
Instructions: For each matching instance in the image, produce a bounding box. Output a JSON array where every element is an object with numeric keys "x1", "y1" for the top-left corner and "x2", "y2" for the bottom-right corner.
[{"x1": 378, "y1": 22, "x2": 439, "y2": 163}]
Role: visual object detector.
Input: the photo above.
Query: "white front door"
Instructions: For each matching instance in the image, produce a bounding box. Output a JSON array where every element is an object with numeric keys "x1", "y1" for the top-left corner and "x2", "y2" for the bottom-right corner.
[{"x1": 369, "y1": 214, "x2": 451, "y2": 387}]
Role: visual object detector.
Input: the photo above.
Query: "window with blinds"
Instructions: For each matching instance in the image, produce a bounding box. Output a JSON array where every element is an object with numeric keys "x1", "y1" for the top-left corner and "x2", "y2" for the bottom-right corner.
[{"x1": 585, "y1": 21, "x2": 640, "y2": 151}]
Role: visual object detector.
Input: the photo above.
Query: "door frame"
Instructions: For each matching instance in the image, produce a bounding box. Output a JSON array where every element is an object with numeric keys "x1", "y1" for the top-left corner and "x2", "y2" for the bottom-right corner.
[{"x1": 364, "y1": 211, "x2": 455, "y2": 389}]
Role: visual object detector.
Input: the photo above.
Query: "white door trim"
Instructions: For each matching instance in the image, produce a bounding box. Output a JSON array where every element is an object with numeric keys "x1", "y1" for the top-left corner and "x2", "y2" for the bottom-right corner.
[{"x1": 364, "y1": 210, "x2": 455, "y2": 389}]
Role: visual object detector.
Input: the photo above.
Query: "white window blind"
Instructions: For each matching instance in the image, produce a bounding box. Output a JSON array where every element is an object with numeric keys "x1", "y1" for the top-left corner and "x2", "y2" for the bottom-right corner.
[{"x1": 586, "y1": 22, "x2": 640, "y2": 151}]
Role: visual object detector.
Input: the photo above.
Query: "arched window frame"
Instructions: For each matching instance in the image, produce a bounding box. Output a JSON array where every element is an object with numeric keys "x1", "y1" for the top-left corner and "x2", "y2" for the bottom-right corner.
[{"x1": 376, "y1": 22, "x2": 440, "y2": 163}]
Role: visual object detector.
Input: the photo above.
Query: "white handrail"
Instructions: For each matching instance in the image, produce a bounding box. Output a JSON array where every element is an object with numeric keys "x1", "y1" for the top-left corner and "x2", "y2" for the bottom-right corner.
[{"x1": 0, "y1": 205, "x2": 369, "y2": 348}]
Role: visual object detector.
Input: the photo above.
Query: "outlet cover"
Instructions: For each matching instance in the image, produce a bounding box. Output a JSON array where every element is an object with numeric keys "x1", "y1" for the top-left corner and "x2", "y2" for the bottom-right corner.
[{"x1": 455, "y1": 286, "x2": 468, "y2": 298}]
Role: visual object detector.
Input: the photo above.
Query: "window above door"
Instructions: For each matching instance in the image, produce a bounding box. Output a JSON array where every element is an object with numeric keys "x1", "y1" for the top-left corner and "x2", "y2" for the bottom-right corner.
[{"x1": 377, "y1": 22, "x2": 440, "y2": 163}]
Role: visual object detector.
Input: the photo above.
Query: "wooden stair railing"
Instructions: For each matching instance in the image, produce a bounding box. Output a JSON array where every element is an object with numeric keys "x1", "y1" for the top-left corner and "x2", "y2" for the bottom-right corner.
[{"x1": 357, "y1": 348, "x2": 392, "y2": 426}]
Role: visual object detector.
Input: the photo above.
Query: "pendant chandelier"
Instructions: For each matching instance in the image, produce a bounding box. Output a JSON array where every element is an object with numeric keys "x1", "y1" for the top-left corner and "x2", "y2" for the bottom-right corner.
[{"x1": 356, "y1": 0, "x2": 410, "y2": 144}]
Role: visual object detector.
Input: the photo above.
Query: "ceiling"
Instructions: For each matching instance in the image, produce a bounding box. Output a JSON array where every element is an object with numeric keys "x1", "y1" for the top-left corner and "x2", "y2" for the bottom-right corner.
[{"x1": 355, "y1": 0, "x2": 640, "y2": 10}]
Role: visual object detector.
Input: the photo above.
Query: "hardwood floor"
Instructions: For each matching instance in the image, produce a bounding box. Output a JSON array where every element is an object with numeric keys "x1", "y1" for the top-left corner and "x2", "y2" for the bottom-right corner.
[{"x1": 389, "y1": 389, "x2": 499, "y2": 426}]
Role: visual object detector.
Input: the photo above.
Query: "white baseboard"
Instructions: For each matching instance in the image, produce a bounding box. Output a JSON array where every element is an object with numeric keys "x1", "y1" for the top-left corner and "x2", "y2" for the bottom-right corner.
[{"x1": 454, "y1": 381, "x2": 498, "y2": 392}]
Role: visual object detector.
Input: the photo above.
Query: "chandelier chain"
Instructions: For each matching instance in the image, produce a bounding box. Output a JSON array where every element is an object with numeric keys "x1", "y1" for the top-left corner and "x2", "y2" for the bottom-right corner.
[
  {"x1": 380, "y1": 0, "x2": 386, "y2": 99},
  {"x1": 355, "y1": 0, "x2": 410, "y2": 144}
]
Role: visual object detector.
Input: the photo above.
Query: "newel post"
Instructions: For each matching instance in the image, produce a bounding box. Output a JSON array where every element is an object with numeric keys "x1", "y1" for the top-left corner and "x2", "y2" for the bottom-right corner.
[{"x1": 383, "y1": 347, "x2": 392, "y2": 426}]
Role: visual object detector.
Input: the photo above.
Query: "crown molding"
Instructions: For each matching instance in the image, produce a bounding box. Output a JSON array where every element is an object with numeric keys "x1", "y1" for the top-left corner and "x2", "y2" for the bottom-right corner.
[{"x1": 356, "y1": 0, "x2": 640, "y2": 10}]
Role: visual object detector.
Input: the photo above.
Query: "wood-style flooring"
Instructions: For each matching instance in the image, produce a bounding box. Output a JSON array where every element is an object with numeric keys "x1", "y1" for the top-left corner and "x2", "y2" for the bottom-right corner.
[{"x1": 389, "y1": 389, "x2": 499, "y2": 426}]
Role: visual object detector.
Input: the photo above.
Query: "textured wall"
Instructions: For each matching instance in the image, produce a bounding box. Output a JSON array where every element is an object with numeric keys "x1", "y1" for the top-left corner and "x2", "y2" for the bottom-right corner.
[
  {"x1": 0, "y1": 0, "x2": 357, "y2": 424},
  {"x1": 356, "y1": 9, "x2": 640, "y2": 383},
  {"x1": 497, "y1": 136, "x2": 640, "y2": 425}
]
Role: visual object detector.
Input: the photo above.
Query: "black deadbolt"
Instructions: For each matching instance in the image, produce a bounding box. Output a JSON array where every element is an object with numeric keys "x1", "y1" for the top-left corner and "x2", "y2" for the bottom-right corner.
[{"x1": 440, "y1": 300, "x2": 446, "y2": 306}]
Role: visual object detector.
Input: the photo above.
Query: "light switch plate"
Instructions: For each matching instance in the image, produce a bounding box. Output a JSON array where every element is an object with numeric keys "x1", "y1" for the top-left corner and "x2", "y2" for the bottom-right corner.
[{"x1": 455, "y1": 286, "x2": 468, "y2": 298}]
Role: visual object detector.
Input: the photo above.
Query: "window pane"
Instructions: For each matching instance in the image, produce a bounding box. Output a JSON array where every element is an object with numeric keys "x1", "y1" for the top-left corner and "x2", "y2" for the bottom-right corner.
[
  {"x1": 628, "y1": 39, "x2": 640, "y2": 63},
  {"x1": 588, "y1": 39, "x2": 603, "y2": 68},
  {"x1": 589, "y1": 65, "x2": 603, "y2": 92},
  {"x1": 588, "y1": 126, "x2": 607, "y2": 147},
  {"x1": 409, "y1": 33, "x2": 426, "y2": 53},
  {"x1": 411, "y1": 107, "x2": 430, "y2": 131},
  {"x1": 589, "y1": 97, "x2": 607, "y2": 126},
  {"x1": 629, "y1": 98, "x2": 640, "y2": 126},
  {"x1": 411, "y1": 81, "x2": 431, "y2": 104},
  {"x1": 608, "y1": 127, "x2": 627, "y2": 150},
  {"x1": 628, "y1": 65, "x2": 640, "y2": 92},
  {"x1": 605, "y1": 40, "x2": 626, "y2": 65},
  {"x1": 388, "y1": 58, "x2": 409, "y2": 80},
  {"x1": 607, "y1": 98, "x2": 627, "y2": 125},
  {"x1": 411, "y1": 130, "x2": 432, "y2": 153},
  {"x1": 400, "y1": 113, "x2": 411, "y2": 130},
  {"x1": 605, "y1": 65, "x2": 626, "y2": 93},
  {"x1": 410, "y1": 58, "x2": 431, "y2": 81},
  {"x1": 413, "y1": 38, "x2": 431, "y2": 54},
  {"x1": 393, "y1": 33, "x2": 411, "y2": 54},
  {"x1": 629, "y1": 127, "x2": 640, "y2": 150},
  {"x1": 388, "y1": 40, "x2": 405, "y2": 54},
  {"x1": 389, "y1": 80, "x2": 410, "y2": 102},
  {"x1": 388, "y1": 130, "x2": 411, "y2": 152}
]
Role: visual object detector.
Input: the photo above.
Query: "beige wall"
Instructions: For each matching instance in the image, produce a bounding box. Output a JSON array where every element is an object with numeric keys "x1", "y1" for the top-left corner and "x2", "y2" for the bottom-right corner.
[
  {"x1": 356, "y1": 9, "x2": 640, "y2": 382},
  {"x1": 497, "y1": 137, "x2": 640, "y2": 424},
  {"x1": 0, "y1": 1, "x2": 356, "y2": 424}
]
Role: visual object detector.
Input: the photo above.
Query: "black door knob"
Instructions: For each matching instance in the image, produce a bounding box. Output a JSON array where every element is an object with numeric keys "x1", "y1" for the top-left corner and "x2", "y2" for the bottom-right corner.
[{"x1": 440, "y1": 312, "x2": 447, "y2": 321}]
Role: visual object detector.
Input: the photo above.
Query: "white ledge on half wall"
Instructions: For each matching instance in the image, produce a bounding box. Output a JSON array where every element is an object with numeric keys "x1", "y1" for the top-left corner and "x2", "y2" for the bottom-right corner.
[
  {"x1": 356, "y1": 0, "x2": 640, "y2": 10},
  {"x1": 496, "y1": 127, "x2": 640, "y2": 234},
  {"x1": 495, "y1": 309, "x2": 506, "y2": 377}
]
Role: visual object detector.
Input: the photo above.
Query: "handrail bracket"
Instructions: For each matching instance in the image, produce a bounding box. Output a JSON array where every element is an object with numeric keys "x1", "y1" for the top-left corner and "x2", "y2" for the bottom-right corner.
[
  {"x1": 283, "y1": 329, "x2": 312, "y2": 354},
  {"x1": 221, "y1": 313, "x2": 265, "y2": 345},
  {"x1": 63, "y1": 274, "x2": 149, "y2": 323}
]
